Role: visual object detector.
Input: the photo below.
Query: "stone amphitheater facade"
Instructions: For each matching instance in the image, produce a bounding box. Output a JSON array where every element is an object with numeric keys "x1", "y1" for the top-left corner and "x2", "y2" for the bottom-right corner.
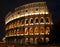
[{"x1": 4, "y1": 2, "x2": 53, "y2": 45}]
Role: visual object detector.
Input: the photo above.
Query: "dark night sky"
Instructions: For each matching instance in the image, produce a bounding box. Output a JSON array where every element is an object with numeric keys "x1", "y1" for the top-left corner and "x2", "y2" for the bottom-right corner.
[{"x1": 0, "y1": 0, "x2": 60, "y2": 42}]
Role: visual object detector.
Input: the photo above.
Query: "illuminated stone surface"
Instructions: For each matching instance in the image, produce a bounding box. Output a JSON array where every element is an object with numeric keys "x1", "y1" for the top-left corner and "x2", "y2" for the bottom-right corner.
[{"x1": 5, "y1": 1, "x2": 53, "y2": 45}]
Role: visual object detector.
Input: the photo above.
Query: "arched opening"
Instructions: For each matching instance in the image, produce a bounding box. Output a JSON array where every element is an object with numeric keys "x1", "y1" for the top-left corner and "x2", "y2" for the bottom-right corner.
[
  {"x1": 21, "y1": 20, "x2": 24, "y2": 26},
  {"x1": 30, "y1": 38, "x2": 33, "y2": 44},
  {"x1": 14, "y1": 29, "x2": 16, "y2": 36},
  {"x1": 35, "y1": 38, "x2": 38, "y2": 44},
  {"x1": 29, "y1": 27, "x2": 33, "y2": 35},
  {"x1": 11, "y1": 23, "x2": 13, "y2": 28},
  {"x1": 17, "y1": 20, "x2": 20, "y2": 27},
  {"x1": 40, "y1": 17, "x2": 44, "y2": 24},
  {"x1": 35, "y1": 17, "x2": 39, "y2": 24},
  {"x1": 45, "y1": 37, "x2": 49, "y2": 43},
  {"x1": 46, "y1": 27, "x2": 50, "y2": 35},
  {"x1": 40, "y1": 27, "x2": 44, "y2": 35},
  {"x1": 25, "y1": 19, "x2": 28, "y2": 24},
  {"x1": 30, "y1": 18, "x2": 33, "y2": 25},
  {"x1": 41, "y1": 37, "x2": 44, "y2": 43},
  {"x1": 17, "y1": 29, "x2": 20, "y2": 36},
  {"x1": 46, "y1": 17, "x2": 50, "y2": 24},
  {"x1": 25, "y1": 28, "x2": 28, "y2": 35},
  {"x1": 37, "y1": 37, "x2": 44, "y2": 44},
  {"x1": 34, "y1": 27, "x2": 39, "y2": 35},
  {"x1": 19, "y1": 28, "x2": 23, "y2": 35},
  {"x1": 11, "y1": 30, "x2": 13, "y2": 35},
  {"x1": 25, "y1": 38, "x2": 29, "y2": 44},
  {"x1": 13, "y1": 21, "x2": 16, "y2": 28}
]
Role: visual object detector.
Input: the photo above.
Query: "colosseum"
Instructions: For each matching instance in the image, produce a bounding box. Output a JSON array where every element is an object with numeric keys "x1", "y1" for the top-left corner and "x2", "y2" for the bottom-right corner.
[{"x1": 4, "y1": 1, "x2": 53, "y2": 45}]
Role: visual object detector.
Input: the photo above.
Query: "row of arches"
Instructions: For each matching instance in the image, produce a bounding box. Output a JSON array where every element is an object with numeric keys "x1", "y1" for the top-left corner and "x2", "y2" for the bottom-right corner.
[
  {"x1": 5, "y1": 17, "x2": 50, "y2": 30},
  {"x1": 24, "y1": 27, "x2": 50, "y2": 35},
  {"x1": 6, "y1": 5, "x2": 48, "y2": 24},
  {"x1": 6, "y1": 27, "x2": 50, "y2": 37},
  {"x1": 25, "y1": 37, "x2": 49, "y2": 44},
  {"x1": 6, "y1": 37, "x2": 49, "y2": 44}
]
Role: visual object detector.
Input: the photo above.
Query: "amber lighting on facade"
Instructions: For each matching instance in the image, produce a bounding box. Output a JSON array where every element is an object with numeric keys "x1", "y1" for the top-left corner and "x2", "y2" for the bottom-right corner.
[{"x1": 4, "y1": 2, "x2": 53, "y2": 45}]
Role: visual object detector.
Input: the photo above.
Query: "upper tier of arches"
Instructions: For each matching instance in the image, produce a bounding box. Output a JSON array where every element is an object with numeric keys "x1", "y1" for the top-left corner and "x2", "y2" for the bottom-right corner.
[{"x1": 5, "y1": 2, "x2": 49, "y2": 24}]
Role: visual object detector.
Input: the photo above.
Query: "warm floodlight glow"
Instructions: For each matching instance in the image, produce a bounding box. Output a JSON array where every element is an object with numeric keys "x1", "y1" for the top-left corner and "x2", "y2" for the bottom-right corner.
[
  {"x1": 46, "y1": 12, "x2": 48, "y2": 14},
  {"x1": 5, "y1": 11, "x2": 49, "y2": 24},
  {"x1": 5, "y1": 2, "x2": 53, "y2": 44},
  {"x1": 34, "y1": 12, "x2": 40, "y2": 15}
]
